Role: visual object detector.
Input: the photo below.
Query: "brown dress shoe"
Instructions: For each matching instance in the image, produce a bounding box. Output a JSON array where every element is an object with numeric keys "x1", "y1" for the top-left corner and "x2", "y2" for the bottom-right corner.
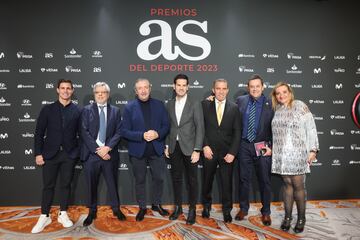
[
  {"x1": 261, "y1": 215, "x2": 272, "y2": 226},
  {"x1": 235, "y1": 210, "x2": 247, "y2": 221}
]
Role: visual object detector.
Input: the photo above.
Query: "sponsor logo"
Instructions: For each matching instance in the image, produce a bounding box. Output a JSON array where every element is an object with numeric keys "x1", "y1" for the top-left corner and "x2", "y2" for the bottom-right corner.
[
  {"x1": 262, "y1": 53, "x2": 279, "y2": 58},
  {"x1": 75, "y1": 165, "x2": 83, "y2": 170},
  {"x1": 349, "y1": 160, "x2": 360, "y2": 165},
  {"x1": 19, "y1": 68, "x2": 32, "y2": 73},
  {"x1": 44, "y1": 52, "x2": 53, "y2": 58},
  {"x1": 334, "y1": 68, "x2": 345, "y2": 73},
  {"x1": 238, "y1": 66, "x2": 254, "y2": 73},
  {"x1": 0, "y1": 166, "x2": 15, "y2": 170},
  {"x1": 286, "y1": 64, "x2": 302, "y2": 74},
  {"x1": 331, "y1": 159, "x2": 341, "y2": 166},
  {"x1": 350, "y1": 144, "x2": 360, "y2": 150},
  {"x1": 160, "y1": 84, "x2": 173, "y2": 88},
  {"x1": 21, "y1": 99, "x2": 32, "y2": 106},
  {"x1": 238, "y1": 53, "x2": 255, "y2": 58},
  {"x1": 89, "y1": 100, "x2": 95, "y2": 104},
  {"x1": 118, "y1": 149, "x2": 128, "y2": 153},
  {"x1": 23, "y1": 166, "x2": 36, "y2": 170},
  {"x1": 330, "y1": 129, "x2": 345, "y2": 135},
  {"x1": 73, "y1": 84, "x2": 82, "y2": 88},
  {"x1": 0, "y1": 69, "x2": 10, "y2": 73},
  {"x1": 308, "y1": 99, "x2": 325, "y2": 104},
  {"x1": 40, "y1": 68, "x2": 58, "y2": 73},
  {"x1": 313, "y1": 115, "x2": 323, "y2": 121},
  {"x1": 330, "y1": 115, "x2": 346, "y2": 120},
  {"x1": 0, "y1": 133, "x2": 9, "y2": 139},
  {"x1": 45, "y1": 83, "x2": 54, "y2": 89},
  {"x1": 64, "y1": 48, "x2": 82, "y2": 58},
  {"x1": 335, "y1": 83, "x2": 343, "y2": 89},
  {"x1": 21, "y1": 132, "x2": 34, "y2": 138},
  {"x1": 317, "y1": 131, "x2": 324, "y2": 135},
  {"x1": 311, "y1": 158, "x2": 322, "y2": 166},
  {"x1": 287, "y1": 52, "x2": 302, "y2": 59},
  {"x1": 41, "y1": 100, "x2": 54, "y2": 105},
  {"x1": 18, "y1": 113, "x2": 35, "y2": 122},
  {"x1": 93, "y1": 67, "x2": 102, "y2": 72},
  {"x1": 17, "y1": 84, "x2": 35, "y2": 89},
  {"x1": 0, "y1": 52, "x2": 4, "y2": 59},
  {"x1": 313, "y1": 68, "x2": 321, "y2": 74},
  {"x1": 65, "y1": 66, "x2": 81, "y2": 73},
  {"x1": 92, "y1": 50, "x2": 103, "y2": 58},
  {"x1": 0, "y1": 150, "x2": 11, "y2": 155},
  {"x1": 350, "y1": 130, "x2": 360, "y2": 135},
  {"x1": 311, "y1": 84, "x2": 323, "y2": 89},
  {"x1": 24, "y1": 149, "x2": 33, "y2": 155},
  {"x1": 71, "y1": 99, "x2": 78, "y2": 105},
  {"x1": 334, "y1": 55, "x2": 345, "y2": 60},
  {"x1": 0, "y1": 83, "x2": 7, "y2": 90},
  {"x1": 238, "y1": 83, "x2": 248, "y2": 88},
  {"x1": 358, "y1": 55, "x2": 360, "y2": 60},
  {"x1": 308, "y1": 55, "x2": 326, "y2": 60},
  {"x1": 189, "y1": 80, "x2": 204, "y2": 89},
  {"x1": 355, "y1": 83, "x2": 360, "y2": 88},
  {"x1": 137, "y1": 20, "x2": 211, "y2": 61},
  {"x1": 332, "y1": 100, "x2": 344, "y2": 104},
  {"x1": 16, "y1": 52, "x2": 33, "y2": 59},
  {"x1": 0, "y1": 116, "x2": 10, "y2": 122},
  {"x1": 117, "y1": 83, "x2": 126, "y2": 88},
  {"x1": 0, "y1": 97, "x2": 11, "y2": 106},
  {"x1": 329, "y1": 146, "x2": 345, "y2": 150},
  {"x1": 290, "y1": 84, "x2": 302, "y2": 88},
  {"x1": 266, "y1": 67, "x2": 275, "y2": 73},
  {"x1": 119, "y1": 163, "x2": 128, "y2": 170},
  {"x1": 356, "y1": 68, "x2": 360, "y2": 75}
]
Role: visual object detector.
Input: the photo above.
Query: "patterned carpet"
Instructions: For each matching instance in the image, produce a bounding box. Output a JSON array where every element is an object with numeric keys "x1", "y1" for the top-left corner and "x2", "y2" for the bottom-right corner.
[{"x1": 0, "y1": 200, "x2": 359, "y2": 240}]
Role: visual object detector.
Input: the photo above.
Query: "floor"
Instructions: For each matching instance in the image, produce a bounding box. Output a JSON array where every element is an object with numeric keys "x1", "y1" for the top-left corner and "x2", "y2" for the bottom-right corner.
[{"x1": 0, "y1": 199, "x2": 359, "y2": 240}]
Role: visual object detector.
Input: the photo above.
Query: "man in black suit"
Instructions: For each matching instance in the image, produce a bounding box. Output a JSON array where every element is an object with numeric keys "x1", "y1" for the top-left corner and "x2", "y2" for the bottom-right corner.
[
  {"x1": 235, "y1": 74, "x2": 274, "y2": 226},
  {"x1": 80, "y1": 82, "x2": 126, "y2": 226},
  {"x1": 201, "y1": 79, "x2": 242, "y2": 223},
  {"x1": 32, "y1": 79, "x2": 81, "y2": 234}
]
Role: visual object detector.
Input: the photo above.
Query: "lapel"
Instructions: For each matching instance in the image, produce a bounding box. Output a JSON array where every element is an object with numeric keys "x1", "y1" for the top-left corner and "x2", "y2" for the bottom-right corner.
[
  {"x1": 178, "y1": 97, "x2": 190, "y2": 127},
  {"x1": 220, "y1": 100, "x2": 230, "y2": 127},
  {"x1": 169, "y1": 99, "x2": 177, "y2": 126},
  {"x1": 135, "y1": 98, "x2": 146, "y2": 128},
  {"x1": 92, "y1": 103, "x2": 100, "y2": 134},
  {"x1": 106, "y1": 103, "x2": 111, "y2": 137},
  {"x1": 209, "y1": 100, "x2": 219, "y2": 127}
]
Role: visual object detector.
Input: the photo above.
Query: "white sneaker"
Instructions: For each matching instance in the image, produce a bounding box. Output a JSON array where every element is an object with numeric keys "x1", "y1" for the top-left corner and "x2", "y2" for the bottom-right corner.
[
  {"x1": 31, "y1": 214, "x2": 52, "y2": 233},
  {"x1": 57, "y1": 211, "x2": 73, "y2": 228}
]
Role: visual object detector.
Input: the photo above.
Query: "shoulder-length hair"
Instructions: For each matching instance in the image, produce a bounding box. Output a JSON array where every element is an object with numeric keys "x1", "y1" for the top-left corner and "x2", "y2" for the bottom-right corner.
[{"x1": 271, "y1": 82, "x2": 295, "y2": 110}]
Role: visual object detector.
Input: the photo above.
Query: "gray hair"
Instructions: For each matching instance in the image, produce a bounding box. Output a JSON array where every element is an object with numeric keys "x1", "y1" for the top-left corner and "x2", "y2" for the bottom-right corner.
[
  {"x1": 134, "y1": 78, "x2": 152, "y2": 90},
  {"x1": 212, "y1": 78, "x2": 228, "y2": 88},
  {"x1": 93, "y1": 82, "x2": 110, "y2": 93}
]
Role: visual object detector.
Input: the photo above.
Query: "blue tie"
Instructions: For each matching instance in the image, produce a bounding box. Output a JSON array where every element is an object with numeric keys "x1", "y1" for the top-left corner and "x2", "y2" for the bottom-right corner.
[
  {"x1": 247, "y1": 101, "x2": 256, "y2": 142},
  {"x1": 99, "y1": 106, "x2": 106, "y2": 144}
]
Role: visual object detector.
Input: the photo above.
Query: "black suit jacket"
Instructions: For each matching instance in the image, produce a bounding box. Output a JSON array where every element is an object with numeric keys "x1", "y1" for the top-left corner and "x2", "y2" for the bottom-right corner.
[
  {"x1": 34, "y1": 101, "x2": 82, "y2": 160},
  {"x1": 202, "y1": 99, "x2": 242, "y2": 156}
]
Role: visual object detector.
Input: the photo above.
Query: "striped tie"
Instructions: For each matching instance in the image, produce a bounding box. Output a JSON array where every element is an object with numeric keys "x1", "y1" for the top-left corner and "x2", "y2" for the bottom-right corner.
[{"x1": 247, "y1": 101, "x2": 256, "y2": 142}]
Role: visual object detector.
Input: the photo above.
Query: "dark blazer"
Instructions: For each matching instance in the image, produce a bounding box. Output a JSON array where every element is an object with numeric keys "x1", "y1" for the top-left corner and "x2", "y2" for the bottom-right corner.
[
  {"x1": 166, "y1": 96, "x2": 204, "y2": 156},
  {"x1": 202, "y1": 99, "x2": 242, "y2": 156},
  {"x1": 236, "y1": 94, "x2": 273, "y2": 144},
  {"x1": 34, "y1": 101, "x2": 81, "y2": 160},
  {"x1": 121, "y1": 98, "x2": 170, "y2": 158},
  {"x1": 80, "y1": 103, "x2": 122, "y2": 161}
]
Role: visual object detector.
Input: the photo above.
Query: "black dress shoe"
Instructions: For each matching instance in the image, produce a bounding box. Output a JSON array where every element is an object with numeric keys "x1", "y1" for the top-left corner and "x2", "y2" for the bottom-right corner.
[
  {"x1": 83, "y1": 211, "x2": 97, "y2": 226},
  {"x1": 151, "y1": 204, "x2": 169, "y2": 216},
  {"x1": 136, "y1": 208, "x2": 147, "y2": 222},
  {"x1": 169, "y1": 206, "x2": 183, "y2": 220},
  {"x1": 223, "y1": 211, "x2": 232, "y2": 223},
  {"x1": 113, "y1": 209, "x2": 126, "y2": 221},
  {"x1": 186, "y1": 208, "x2": 196, "y2": 225},
  {"x1": 261, "y1": 215, "x2": 272, "y2": 226},
  {"x1": 235, "y1": 210, "x2": 247, "y2": 221},
  {"x1": 280, "y1": 217, "x2": 292, "y2": 231},
  {"x1": 202, "y1": 206, "x2": 210, "y2": 218},
  {"x1": 294, "y1": 218, "x2": 306, "y2": 233}
]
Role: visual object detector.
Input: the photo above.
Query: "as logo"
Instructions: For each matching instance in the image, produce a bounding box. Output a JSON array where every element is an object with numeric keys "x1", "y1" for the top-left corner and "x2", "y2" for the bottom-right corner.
[{"x1": 137, "y1": 20, "x2": 211, "y2": 61}]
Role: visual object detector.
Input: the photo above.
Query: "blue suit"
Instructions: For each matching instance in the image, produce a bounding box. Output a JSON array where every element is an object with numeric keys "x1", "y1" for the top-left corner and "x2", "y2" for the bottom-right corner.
[
  {"x1": 80, "y1": 103, "x2": 122, "y2": 211},
  {"x1": 236, "y1": 94, "x2": 274, "y2": 215},
  {"x1": 121, "y1": 98, "x2": 170, "y2": 208}
]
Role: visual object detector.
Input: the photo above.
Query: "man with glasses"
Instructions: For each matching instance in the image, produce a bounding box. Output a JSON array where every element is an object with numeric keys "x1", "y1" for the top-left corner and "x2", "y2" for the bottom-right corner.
[{"x1": 80, "y1": 82, "x2": 126, "y2": 226}]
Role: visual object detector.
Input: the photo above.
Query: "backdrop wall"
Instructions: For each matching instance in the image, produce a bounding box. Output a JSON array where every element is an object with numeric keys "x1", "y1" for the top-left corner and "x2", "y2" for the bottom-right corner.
[{"x1": 0, "y1": 0, "x2": 359, "y2": 206}]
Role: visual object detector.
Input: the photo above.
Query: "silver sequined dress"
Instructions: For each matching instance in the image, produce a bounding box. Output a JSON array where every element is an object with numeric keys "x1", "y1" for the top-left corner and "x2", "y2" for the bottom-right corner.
[{"x1": 271, "y1": 100, "x2": 319, "y2": 175}]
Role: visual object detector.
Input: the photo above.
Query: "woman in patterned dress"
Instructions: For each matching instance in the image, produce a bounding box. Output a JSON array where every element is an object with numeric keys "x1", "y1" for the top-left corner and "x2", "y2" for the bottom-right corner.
[{"x1": 271, "y1": 82, "x2": 319, "y2": 233}]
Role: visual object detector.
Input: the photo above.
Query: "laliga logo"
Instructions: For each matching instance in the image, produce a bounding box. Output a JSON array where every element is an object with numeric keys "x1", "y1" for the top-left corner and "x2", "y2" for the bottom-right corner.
[{"x1": 137, "y1": 20, "x2": 211, "y2": 61}]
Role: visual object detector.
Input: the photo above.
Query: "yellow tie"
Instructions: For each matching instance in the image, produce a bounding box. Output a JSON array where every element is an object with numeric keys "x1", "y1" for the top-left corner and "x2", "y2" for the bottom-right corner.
[{"x1": 217, "y1": 101, "x2": 223, "y2": 126}]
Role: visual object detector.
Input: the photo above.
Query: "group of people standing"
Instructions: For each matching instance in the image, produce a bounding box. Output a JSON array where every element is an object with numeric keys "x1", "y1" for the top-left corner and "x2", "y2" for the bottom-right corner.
[{"x1": 31, "y1": 74, "x2": 318, "y2": 235}]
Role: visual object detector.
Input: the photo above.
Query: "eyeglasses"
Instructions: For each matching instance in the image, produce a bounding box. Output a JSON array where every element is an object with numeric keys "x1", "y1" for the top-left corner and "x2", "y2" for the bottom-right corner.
[{"x1": 94, "y1": 91, "x2": 109, "y2": 94}]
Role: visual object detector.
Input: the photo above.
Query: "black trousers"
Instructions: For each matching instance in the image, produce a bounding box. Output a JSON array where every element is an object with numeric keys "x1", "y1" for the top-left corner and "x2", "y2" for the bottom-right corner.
[
  {"x1": 130, "y1": 154, "x2": 166, "y2": 209},
  {"x1": 170, "y1": 142, "x2": 198, "y2": 208},
  {"x1": 84, "y1": 155, "x2": 120, "y2": 212},
  {"x1": 202, "y1": 149, "x2": 234, "y2": 211},
  {"x1": 41, "y1": 150, "x2": 75, "y2": 214}
]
